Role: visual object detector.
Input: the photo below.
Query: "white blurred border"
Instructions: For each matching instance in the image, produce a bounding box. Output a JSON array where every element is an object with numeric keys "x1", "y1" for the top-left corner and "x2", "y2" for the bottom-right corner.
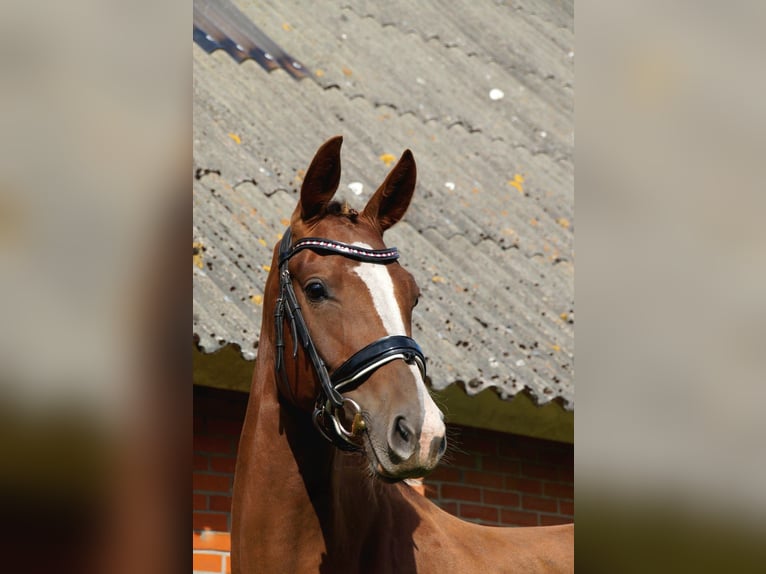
[
  {"x1": 577, "y1": 0, "x2": 766, "y2": 569},
  {"x1": 0, "y1": 2, "x2": 189, "y2": 573}
]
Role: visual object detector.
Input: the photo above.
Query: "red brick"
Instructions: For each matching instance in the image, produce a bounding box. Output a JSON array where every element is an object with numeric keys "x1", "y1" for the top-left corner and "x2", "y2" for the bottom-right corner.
[
  {"x1": 193, "y1": 493, "x2": 207, "y2": 511},
  {"x1": 195, "y1": 392, "x2": 248, "y2": 419},
  {"x1": 193, "y1": 512, "x2": 228, "y2": 532},
  {"x1": 193, "y1": 552, "x2": 223, "y2": 573},
  {"x1": 440, "y1": 501, "x2": 458, "y2": 516},
  {"x1": 537, "y1": 446, "x2": 572, "y2": 466},
  {"x1": 206, "y1": 417, "x2": 243, "y2": 436},
  {"x1": 193, "y1": 531, "x2": 231, "y2": 552},
  {"x1": 559, "y1": 500, "x2": 574, "y2": 516},
  {"x1": 463, "y1": 470, "x2": 504, "y2": 489},
  {"x1": 209, "y1": 495, "x2": 232, "y2": 512},
  {"x1": 481, "y1": 457, "x2": 521, "y2": 474},
  {"x1": 193, "y1": 472, "x2": 231, "y2": 493},
  {"x1": 540, "y1": 514, "x2": 572, "y2": 526},
  {"x1": 505, "y1": 477, "x2": 543, "y2": 494},
  {"x1": 225, "y1": 555, "x2": 231, "y2": 574},
  {"x1": 194, "y1": 454, "x2": 209, "y2": 471},
  {"x1": 458, "y1": 433, "x2": 498, "y2": 456},
  {"x1": 511, "y1": 434, "x2": 543, "y2": 449},
  {"x1": 498, "y1": 442, "x2": 539, "y2": 461},
  {"x1": 483, "y1": 489, "x2": 520, "y2": 508},
  {"x1": 558, "y1": 465, "x2": 574, "y2": 483},
  {"x1": 194, "y1": 435, "x2": 233, "y2": 455},
  {"x1": 522, "y1": 495, "x2": 557, "y2": 513},
  {"x1": 210, "y1": 456, "x2": 237, "y2": 474},
  {"x1": 501, "y1": 509, "x2": 539, "y2": 526},
  {"x1": 440, "y1": 484, "x2": 481, "y2": 502},
  {"x1": 446, "y1": 451, "x2": 479, "y2": 469},
  {"x1": 543, "y1": 482, "x2": 574, "y2": 499},
  {"x1": 427, "y1": 465, "x2": 461, "y2": 483},
  {"x1": 459, "y1": 503, "x2": 498, "y2": 523},
  {"x1": 521, "y1": 462, "x2": 558, "y2": 480}
]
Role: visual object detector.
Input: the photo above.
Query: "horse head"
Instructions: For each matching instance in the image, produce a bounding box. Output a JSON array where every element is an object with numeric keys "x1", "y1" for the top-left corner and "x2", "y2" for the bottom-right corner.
[{"x1": 271, "y1": 135, "x2": 446, "y2": 481}]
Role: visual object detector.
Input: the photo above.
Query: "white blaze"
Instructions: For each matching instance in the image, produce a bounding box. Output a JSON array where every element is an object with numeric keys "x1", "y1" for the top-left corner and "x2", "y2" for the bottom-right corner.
[{"x1": 352, "y1": 243, "x2": 445, "y2": 457}]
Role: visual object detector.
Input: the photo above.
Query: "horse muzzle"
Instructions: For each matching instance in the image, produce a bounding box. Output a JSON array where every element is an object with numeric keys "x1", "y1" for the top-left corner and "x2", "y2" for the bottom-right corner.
[{"x1": 363, "y1": 399, "x2": 447, "y2": 481}]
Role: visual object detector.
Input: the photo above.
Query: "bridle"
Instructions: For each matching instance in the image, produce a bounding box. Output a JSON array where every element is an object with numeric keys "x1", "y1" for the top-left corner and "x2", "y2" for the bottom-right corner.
[{"x1": 274, "y1": 228, "x2": 427, "y2": 451}]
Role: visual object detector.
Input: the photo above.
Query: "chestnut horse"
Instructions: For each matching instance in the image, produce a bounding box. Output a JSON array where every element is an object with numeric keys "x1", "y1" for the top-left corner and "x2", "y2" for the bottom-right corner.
[{"x1": 231, "y1": 137, "x2": 574, "y2": 573}]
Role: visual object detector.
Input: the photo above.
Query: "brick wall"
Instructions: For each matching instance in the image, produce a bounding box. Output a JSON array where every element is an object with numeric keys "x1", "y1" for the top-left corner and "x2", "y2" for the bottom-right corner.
[
  {"x1": 423, "y1": 425, "x2": 574, "y2": 526},
  {"x1": 193, "y1": 387, "x2": 246, "y2": 573},
  {"x1": 193, "y1": 386, "x2": 573, "y2": 573}
]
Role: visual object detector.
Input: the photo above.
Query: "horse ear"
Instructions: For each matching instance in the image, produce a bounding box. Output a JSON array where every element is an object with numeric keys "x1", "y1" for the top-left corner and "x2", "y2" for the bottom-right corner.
[
  {"x1": 363, "y1": 149, "x2": 417, "y2": 233},
  {"x1": 296, "y1": 136, "x2": 343, "y2": 221}
]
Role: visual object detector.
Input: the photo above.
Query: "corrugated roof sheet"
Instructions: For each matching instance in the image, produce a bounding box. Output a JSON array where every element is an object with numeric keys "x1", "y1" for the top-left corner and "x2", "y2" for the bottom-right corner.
[{"x1": 193, "y1": 0, "x2": 574, "y2": 409}]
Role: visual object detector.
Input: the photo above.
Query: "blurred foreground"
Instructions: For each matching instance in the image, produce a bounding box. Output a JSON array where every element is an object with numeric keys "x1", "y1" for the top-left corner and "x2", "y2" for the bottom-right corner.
[
  {"x1": 577, "y1": 1, "x2": 766, "y2": 571},
  {"x1": 0, "y1": 2, "x2": 189, "y2": 573}
]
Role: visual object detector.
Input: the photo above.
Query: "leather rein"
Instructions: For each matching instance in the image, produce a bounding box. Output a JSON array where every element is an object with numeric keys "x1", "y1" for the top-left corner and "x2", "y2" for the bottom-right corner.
[{"x1": 274, "y1": 228, "x2": 427, "y2": 451}]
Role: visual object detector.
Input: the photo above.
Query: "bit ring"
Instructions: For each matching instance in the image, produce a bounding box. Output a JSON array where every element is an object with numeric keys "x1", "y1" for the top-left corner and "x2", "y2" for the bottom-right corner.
[{"x1": 329, "y1": 397, "x2": 366, "y2": 438}]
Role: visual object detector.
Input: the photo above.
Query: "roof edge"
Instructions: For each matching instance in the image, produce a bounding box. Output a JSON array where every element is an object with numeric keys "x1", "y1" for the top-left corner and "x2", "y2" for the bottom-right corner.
[{"x1": 431, "y1": 383, "x2": 573, "y2": 444}]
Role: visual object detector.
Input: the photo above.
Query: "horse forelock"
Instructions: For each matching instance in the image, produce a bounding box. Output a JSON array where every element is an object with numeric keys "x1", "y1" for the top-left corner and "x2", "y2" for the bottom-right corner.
[
  {"x1": 324, "y1": 200, "x2": 359, "y2": 219},
  {"x1": 291, "y1": 199, "x2": 357, "y2": 226}
]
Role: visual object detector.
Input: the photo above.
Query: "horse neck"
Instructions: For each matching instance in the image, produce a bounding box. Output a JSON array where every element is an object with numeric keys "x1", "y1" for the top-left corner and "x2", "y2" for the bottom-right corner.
[
  {"x1": 236, "y1": 281, "x2": 392, "y2": 564},
  {"x1": 239, "y1": 305, "x2": 333, "y2": 501}
]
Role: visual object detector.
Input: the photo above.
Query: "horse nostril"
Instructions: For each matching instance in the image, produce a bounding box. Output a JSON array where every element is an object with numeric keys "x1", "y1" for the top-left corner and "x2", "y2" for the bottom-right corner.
[
  {"x1": 389, "y1": 416, "x2": 417, "y2": 462},
  {"x1": 438, "y1": 436, "x2": 447, "y2": 456},
  {"x1": 396, "y1": 417, "x2": 411, "y2": 442}
]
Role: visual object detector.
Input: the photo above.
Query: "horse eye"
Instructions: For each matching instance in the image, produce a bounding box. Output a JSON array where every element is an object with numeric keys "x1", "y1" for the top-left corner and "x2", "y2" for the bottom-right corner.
[
  {"x1": 305, "y1": 281, "x2": 328, "y2": 301},
  {"x1": 413, "y1": 296, "x2": 420, "y2": 308}
]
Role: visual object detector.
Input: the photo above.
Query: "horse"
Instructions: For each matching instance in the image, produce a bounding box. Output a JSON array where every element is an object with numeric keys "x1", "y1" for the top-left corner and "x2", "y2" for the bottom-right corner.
[{"x1": 231, "y1": 136, "x2": 574, "y2": 573}]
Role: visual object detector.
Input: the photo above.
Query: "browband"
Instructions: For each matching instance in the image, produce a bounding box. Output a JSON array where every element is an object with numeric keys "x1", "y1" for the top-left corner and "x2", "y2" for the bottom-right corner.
[{"x1": 279, "y1": 236, "x2": 400, "y2": 266}]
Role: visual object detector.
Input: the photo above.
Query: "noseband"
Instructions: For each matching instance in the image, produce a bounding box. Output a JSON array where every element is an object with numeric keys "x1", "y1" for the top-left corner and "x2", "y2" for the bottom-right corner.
[{"x1": 274, "y1": 228, "x2": 427, "y2": 450}]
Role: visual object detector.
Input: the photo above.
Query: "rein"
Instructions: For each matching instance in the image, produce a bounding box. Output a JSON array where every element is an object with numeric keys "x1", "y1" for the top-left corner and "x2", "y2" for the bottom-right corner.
[{"x1": 274, "y1": 228, "x2": 427, "y2": 450}]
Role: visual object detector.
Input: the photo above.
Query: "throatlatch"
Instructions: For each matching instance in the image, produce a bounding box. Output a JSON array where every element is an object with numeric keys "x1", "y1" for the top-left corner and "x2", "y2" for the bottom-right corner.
[{"x1": 274, "y1": 228, "x2": 427, "y2": 450}]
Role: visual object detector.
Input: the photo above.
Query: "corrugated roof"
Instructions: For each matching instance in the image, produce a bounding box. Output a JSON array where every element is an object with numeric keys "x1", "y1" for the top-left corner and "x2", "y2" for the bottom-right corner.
[{"x1": 193, "y1": 0, "x2": 574, "y2": 410}]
